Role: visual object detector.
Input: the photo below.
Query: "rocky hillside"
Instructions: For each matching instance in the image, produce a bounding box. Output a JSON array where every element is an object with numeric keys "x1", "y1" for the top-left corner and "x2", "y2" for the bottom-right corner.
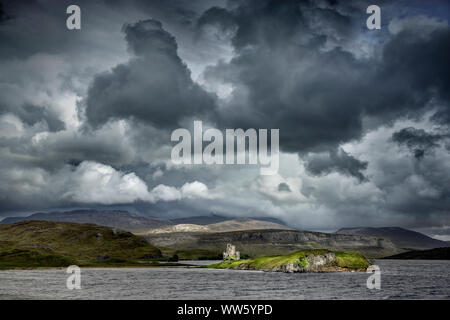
[
  {"x1": 144, "y1": 229, "x2": 401, "y2": 258},
  {"x1": 0, "y1": 221, "x2": 161, "y2": 269},
  {"x1": 1, "y1": 210, "x2": 171, "y2": 232},
  {"x1": 335, "y1": 227, "x2": 448, "y2": 250}
]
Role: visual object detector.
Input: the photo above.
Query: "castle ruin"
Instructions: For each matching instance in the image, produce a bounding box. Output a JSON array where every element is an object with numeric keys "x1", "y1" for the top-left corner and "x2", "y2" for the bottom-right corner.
[{"x1": 223, "y1": 243, "x2": 240, "y2": 260}]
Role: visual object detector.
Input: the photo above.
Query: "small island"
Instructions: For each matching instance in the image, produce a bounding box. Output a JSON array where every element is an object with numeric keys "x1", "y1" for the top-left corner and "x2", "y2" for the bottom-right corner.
[{"x1": 205, "y1": 245, "x2": 370, "y2": 273}]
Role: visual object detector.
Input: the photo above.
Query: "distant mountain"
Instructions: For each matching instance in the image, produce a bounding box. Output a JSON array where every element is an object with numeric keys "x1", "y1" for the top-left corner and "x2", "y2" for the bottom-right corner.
[
  {"x1": 170, "y1": 215, "x2": 288, "y2": 227},
  {"x1": 170, "y1": 215, "x2": 230, "y2": 225},
  {"x1": 207, "y1": 218, "x2": 292, "y2": 232},
  {"x1": 1, "y1": 210, "x2": 292, "y2": 234},
  {"x1": 384, "y1": 247, "x2": 450, "y2": 260},
  {"x1": 335, "y1": 227, "x2": 448, "y2": 250},
  {"x1": 141, "y1": 218, "x2": 291, "y2": 235},
  {"x1": 1, "y1": 210, "x2": 172, "y2": 232}
]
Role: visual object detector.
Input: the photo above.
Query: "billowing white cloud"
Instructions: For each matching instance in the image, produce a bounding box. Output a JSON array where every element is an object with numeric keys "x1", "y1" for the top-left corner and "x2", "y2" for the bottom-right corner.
[
  {"x1": 63, "y1": 161, "x2": 153, "y2": 204},
  {"x1": 62, "y1": 161, "x2": 215, "y2": 205},
  {"x1": 150, "y1": 184, "x2": 181, "y2": 202},
  {"x1": 181, "y1": 181, "x2": 212, "y2": 199}
]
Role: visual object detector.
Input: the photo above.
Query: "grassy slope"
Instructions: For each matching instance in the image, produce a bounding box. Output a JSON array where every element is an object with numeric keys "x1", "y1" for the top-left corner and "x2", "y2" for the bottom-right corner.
[
  {"x1": 0, "y1": 220, "x2": 162, "y2": 269},
  {"x1": 205, "y1": 249, "x2": 370, "y2": 271}
]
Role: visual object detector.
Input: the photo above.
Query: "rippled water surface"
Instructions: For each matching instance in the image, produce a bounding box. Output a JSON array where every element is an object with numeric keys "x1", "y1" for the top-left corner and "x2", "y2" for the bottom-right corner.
[{"x1": 0, "y1": 260, "x2": 449, "y2": 299}]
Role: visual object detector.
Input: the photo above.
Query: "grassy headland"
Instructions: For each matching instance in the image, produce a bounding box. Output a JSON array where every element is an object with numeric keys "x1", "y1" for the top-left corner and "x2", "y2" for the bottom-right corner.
[{"x1": 0, "y1": 220, "x2": 166, "y2": 269}]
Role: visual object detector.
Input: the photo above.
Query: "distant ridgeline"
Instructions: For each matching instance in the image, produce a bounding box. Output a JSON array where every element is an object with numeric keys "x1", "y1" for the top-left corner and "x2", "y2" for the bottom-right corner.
[
  {"x1": 384, "y1": 247, "x2": 450, "y2": 260},
  {"x1": 0, "y1": 210, "x2": 172, "y2": 232},
  {"x1": 335, "y1": 227, "x2": 448, "y2": 250}
]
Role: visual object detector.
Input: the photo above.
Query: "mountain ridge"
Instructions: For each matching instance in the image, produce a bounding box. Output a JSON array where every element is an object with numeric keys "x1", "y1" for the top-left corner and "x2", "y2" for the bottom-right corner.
[
  {"x1": 169, "y1": 215, "x2": 288, "y2": 227},
  {"x1": 144, "y1": 228, "x2": 402, "y2": 258},
  {"x1": 0, "y1": 210, "x2": 172, "y2": 232},
  {"x1": 335, "y1": 226, "x2": 448, "y2": 250},
  {"x1": 1, "y1": 210, "x2": 290, "y2": 233}
]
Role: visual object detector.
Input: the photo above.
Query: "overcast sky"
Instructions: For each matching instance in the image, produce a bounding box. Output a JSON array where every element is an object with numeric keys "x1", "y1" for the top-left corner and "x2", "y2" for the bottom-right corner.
[{"x1": 0, "y1": 0, "x2": 449, "y2": 238}]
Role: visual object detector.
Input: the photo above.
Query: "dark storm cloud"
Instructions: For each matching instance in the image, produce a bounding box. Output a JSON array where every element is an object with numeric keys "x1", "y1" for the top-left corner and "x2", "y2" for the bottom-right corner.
[
  {"x1": 366, "y1": 26, "x2": 450, "y2": 119},
  {"x1": 0, "y1": 80, "x2": 67, "y2": 132},
  {"x1": 200, "y1": 2, "x2": 363, "y2": 153},
  {"x1": 197, "y1": 6, "x2": 235, "y2": 32},
  {"x1": 11, "y1": 104, "x2": 65, "y2": 132},
  {"x1": 0, "y1": 0, "x2": 81, "y2": 59},
  {"x1": 0, "y1": 0, "x2": 223, "y2": 215},
  {"x1": 392, "y1": 127, "x2": 444, "y2": 159},
  {"x1": 0, "y1": 127, "x2": 134, "y2": 172},
  {"x1": 0, "y1": 1, "x2": 11, "y2": 23},
  {"x1": 278, "y1": 182, "x2": 291, "y2": 192},
  {"x1": 85, "y1": 19, "x2": 216, "y2": 129},
  {"x1": 304, "y1": 148, "x2": 368, "y2": 182},
  {"x1": 199, "y1": 0, "x2": 450, "y2": 171},
  {"x1": 0, "y1": 0, "x2": 217, "y2": 59}
]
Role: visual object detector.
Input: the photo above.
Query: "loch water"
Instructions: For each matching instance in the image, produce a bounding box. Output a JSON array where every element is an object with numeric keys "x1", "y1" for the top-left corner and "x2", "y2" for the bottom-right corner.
[{"x1": 0, "y1": 260, "x2": 449, "y2": 299}]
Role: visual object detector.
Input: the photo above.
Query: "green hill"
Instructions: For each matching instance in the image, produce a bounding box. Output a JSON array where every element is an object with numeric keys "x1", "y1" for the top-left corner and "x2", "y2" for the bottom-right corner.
[
  {"x1": 0, "y1": 220, "x2": 162, "y2": 269},
  {"x1": 205, "y1": 249, "x2": 370, "y2": 273}
]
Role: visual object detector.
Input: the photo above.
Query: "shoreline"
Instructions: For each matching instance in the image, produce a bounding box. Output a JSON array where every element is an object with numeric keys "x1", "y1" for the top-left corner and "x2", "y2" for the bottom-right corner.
[{"x1": 0, "y1": 262, "x2": 197, "y2": 271}]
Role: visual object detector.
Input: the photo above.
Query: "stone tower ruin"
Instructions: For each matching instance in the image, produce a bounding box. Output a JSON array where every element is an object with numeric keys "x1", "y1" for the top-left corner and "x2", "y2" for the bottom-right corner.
[{"x1": 223, "y1": 243, "x2": 240, "y2": 260}]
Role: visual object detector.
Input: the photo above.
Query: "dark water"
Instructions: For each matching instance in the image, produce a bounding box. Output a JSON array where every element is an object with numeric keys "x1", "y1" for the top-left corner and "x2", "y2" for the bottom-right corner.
[{"x1": 0, "y1": 260, "x2": 449, "y2": 299}]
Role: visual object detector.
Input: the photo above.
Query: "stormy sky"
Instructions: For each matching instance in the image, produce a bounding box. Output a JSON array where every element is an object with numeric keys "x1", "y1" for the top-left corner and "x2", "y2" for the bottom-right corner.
[{"x1": 0, "y1": 0, "x2": 449, "y2": 239}]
